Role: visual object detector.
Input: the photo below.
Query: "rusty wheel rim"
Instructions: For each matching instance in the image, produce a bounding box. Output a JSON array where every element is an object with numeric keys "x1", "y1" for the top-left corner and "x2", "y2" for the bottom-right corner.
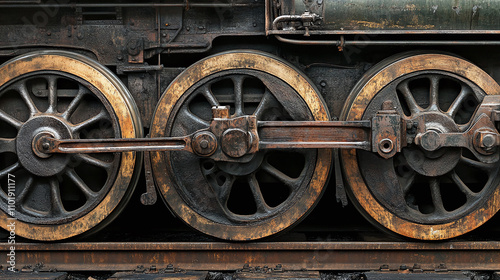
[
  {"x1": 341, "y1": 53, "x2": 500, "y2": 240},
  {"x1": 151, "y1": 51, "x2": 332, "y2": 241},
  {"x1": 0, "y1": 51, "x2": 142, "y2": 241},
  {"x1": 0, "y1": 72, "x2": 121, "y2": 225}
]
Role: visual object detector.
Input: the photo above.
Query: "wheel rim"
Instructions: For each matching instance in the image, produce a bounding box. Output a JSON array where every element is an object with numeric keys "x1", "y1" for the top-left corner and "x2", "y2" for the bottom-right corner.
[
  {"x1": 0, "y1": 72, "x2": 121, "y2": 224},
  {"x1": 0, "y1": 51, "x2": 141, "y2": 240},
  {"x1": 151, "y1": 51, "x2": 332, "y2": 240},
  {"x1": 341, "y1": 53, "x2": 500, "y2": 240}
]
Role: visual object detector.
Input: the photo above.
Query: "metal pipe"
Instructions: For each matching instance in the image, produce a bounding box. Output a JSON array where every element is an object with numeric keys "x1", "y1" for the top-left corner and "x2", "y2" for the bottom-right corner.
[
  {"x1": 272, "y1": 15, "x2": 303, "y2": 30},
  {"x1": 275, "y1": 35, "x2": 500, "y2": 46},
  {"x1": 268, "y1": 29, "x2": 500, "y2": 35}
]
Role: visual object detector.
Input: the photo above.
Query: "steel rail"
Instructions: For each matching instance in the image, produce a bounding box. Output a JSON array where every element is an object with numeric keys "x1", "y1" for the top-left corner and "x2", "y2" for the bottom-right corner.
[{"x1": 2, "y1": 241, "x2": 500, "y2": 271}]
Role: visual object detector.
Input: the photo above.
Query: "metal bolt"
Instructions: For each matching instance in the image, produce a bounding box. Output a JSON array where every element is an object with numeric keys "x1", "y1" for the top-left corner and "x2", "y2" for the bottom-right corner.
[
  {"x1": 418, "y1": 130, "x2": 441, "y2": 152},
  {"x1": 200, "y1": 140, "x2": 209, "y2": 149},
  {"x1": 481, "y1": 133, "x2": 496, "y2": 150},
  {"x1": 320, "y1": 80, "x2": 327, "y2": 87},
  {"x1": 42, "y1": 143, "x2": 50, "y2": 150}
]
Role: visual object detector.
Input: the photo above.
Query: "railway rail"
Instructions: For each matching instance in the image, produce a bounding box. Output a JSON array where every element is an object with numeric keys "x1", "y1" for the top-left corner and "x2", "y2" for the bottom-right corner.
[{"x1": 2, "y1": 240, "x2": 500, "y2": 272}]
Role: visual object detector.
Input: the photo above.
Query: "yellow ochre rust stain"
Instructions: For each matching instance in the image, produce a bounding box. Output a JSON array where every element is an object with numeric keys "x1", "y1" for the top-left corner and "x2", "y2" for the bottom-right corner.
[{"x1": 351, "y1": 20, "x2": 434, "y2": 29}]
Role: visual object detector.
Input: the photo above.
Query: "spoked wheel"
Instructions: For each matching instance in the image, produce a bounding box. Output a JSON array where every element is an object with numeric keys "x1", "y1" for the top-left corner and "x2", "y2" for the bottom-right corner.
[
  {"x1": 341, "y1": 53, "x2": 500, "y2": 240},
  {"x1": 0, "y1": 51, "x2": 142, "y2": 241},
  {"x1": 150, "y1": 51, "x2": 332, "y2": 241}
]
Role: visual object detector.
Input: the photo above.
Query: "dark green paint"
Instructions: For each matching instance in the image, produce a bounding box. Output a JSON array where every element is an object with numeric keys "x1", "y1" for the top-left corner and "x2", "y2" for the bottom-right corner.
[{"x1": 286, "y1": 0, "x2": 500, "y2": 30}]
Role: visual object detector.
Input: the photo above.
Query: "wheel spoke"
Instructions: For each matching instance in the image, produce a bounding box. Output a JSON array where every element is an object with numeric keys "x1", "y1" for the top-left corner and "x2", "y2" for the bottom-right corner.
[
  {"x1": 450, "y1": 171, "x2": 477, "y2": 199},
  {"x1": 47, "y1": 76, "x2": 58, "y2": 113},
  {"x1": 49, "y1": 178, "x2": 67, "y2": 215},
  {"x1": 401, "y1": 172, "x2": 416, "y2": 194},
  {"x1": 261, "y1": 161, "x2": 299, "y2": 189},
  {"x1": 218, "y1": 174, "x2": 235, "y2": 206},
  {"x1": 429, "y1": 76, "x2": 440, "y2": 111},
  {"x1": 232, "y1": 76, "x2": 245, "y2": 117},
  {"x1": 71, "y1": 110, "x2": 107, "y2": 133},
  {"x1": 0, "y1": 138, "x2": 16, "y2": 154},
  {"x1": 179, "y1": 106, "x2": 210, "y2": 128},
  {"x1": 16, "y1": 82, "x2": 39, "y2": 115},
  {"x1": 74, "y1": 154, "x2": 114, "y2": 174},
  {"x1": 397, "y1": 81, "x2": 421, "y2": 115},
  {"x1": 254, "y1": 90, "x2": 278, "y2": 119},
  {"x1": 429, "y1": 178, "x2": 446, "y2": 214},
  {"x1": 248, "y1": 174, "x2": 272, "y2": 214},
  {"x1": 446, "y1": 86, "x2": 471, "y2": 118},
  {"x1": 0, "y1": 162, "x2": 21, "y2": 179},
  {"x1": 17, "y1": 176, "x2": 34, "y2": 203},
  {"x1": 201, "y1": 161, "x2": 217, "y2": 176},
  {"x1": 201, "y1": 85, "x2": 220, "y2": 107},
  {"x1": 62, "y1": 84, "x2": 88, "y2": 120},
  {"x1": 66, "y1": 169, "x2": 98, "y2": 199},
  {"x1": 460, "y1": 155, "x2": 494, "y2": 172},
  {"x1": 0, "y1": 109, "x2": 23, "y2": 130}
]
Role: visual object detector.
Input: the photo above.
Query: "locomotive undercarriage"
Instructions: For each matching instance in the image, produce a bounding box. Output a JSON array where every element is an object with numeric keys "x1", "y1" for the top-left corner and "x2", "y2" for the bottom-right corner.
[{"x1": 1, "y1": 1, "x2": 500, "y2": 242}]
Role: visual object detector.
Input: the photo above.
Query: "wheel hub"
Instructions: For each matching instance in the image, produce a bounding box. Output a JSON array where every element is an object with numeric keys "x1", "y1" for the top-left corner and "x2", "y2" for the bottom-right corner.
[
  {"x1": 217, "y1": 152, "x2": 265, "y2": 176},
  {"x1": 17, "y1": 115, "x2": 72, "y2": 177},
  {"x1": 405, "y1": 113, "x2": 461, "y2": 177}
]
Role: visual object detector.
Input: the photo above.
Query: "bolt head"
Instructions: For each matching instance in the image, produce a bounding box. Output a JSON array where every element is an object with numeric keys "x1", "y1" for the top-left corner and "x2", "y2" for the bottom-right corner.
[
  {"x1": 200, "y1": 140, "x2": 209, "y2": 149},
  {"x1": 481, "y1": 133, "x2": 496, "y2": 149},
  {"x1": 192, "y1": 132, "x2": 217, "y2": 156}
]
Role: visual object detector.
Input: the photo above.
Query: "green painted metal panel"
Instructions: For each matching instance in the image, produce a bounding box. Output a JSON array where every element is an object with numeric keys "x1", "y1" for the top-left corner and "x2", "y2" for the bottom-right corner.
[{"x1": 289, "y1": 0, "x2": 500, "y2": 30}]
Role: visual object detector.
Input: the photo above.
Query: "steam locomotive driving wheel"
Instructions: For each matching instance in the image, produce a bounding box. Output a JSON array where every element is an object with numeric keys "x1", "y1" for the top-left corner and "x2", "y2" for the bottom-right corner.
[
  {"x1": 341, "y1": 53, "x2": 500, "y2": 240},
  {"x1": 150, "y1": 51, "x2": 332, "y2": 240},
  {"x1": 0, "y1": 51, "x2": 142, "y2": 241}
]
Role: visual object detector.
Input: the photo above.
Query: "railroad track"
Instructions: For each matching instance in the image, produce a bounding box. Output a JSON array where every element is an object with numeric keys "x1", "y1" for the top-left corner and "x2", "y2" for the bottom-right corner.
[{"x1": 2, "y1": 240, "x2": 500, "y2": 272}]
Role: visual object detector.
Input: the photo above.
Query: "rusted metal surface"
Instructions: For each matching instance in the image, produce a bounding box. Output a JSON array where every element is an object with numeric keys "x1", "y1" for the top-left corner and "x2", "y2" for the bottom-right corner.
[
  {"x1": 0, "y1": 51, "x2": 142, "y2": 241},
  {"x1": 363, "y1": 272, "x2": 470, "y2": 280},
  {"x1": 258, "y1": 121, "x2": 371, "y2": 150},
  {"x1": 2, "y1": 241, "x2": 500, "y2": 271},
  {"x1": 39, "y1": 119, "x2": 373, "y2": 155},
  {"x1": 110, "y1": 271, "x2": 208, "y2": 280},
  {"x1": 140, "y1": 151, "x2": 157, "y2": 206},
  {"x1": 234, "y1": 269, "x2": 320, "y2": 280},
  {"x1": 40, "y1": 135, "x2": 192, "y2": 153},
  {"x1": 149, "y1": 51, "x2": 332, "y2": 241},
  {"x1": 0, "y1": 0, "x2": 265, "y2": 65},
  {"x1": 341, "y1": 53, "x2": 500, "y2": 240},
  {"x1": 0, "y1": 272, "x2": 67, "y2": 280},
  {"x1": 279, "y1": 0, "x2": 500, "y2": 32}
]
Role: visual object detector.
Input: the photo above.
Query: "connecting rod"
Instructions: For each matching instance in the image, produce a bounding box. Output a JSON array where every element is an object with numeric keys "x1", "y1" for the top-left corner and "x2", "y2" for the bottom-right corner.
[{"x1": 35, "y1": 97, "x2": 500, "y2": 163}]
